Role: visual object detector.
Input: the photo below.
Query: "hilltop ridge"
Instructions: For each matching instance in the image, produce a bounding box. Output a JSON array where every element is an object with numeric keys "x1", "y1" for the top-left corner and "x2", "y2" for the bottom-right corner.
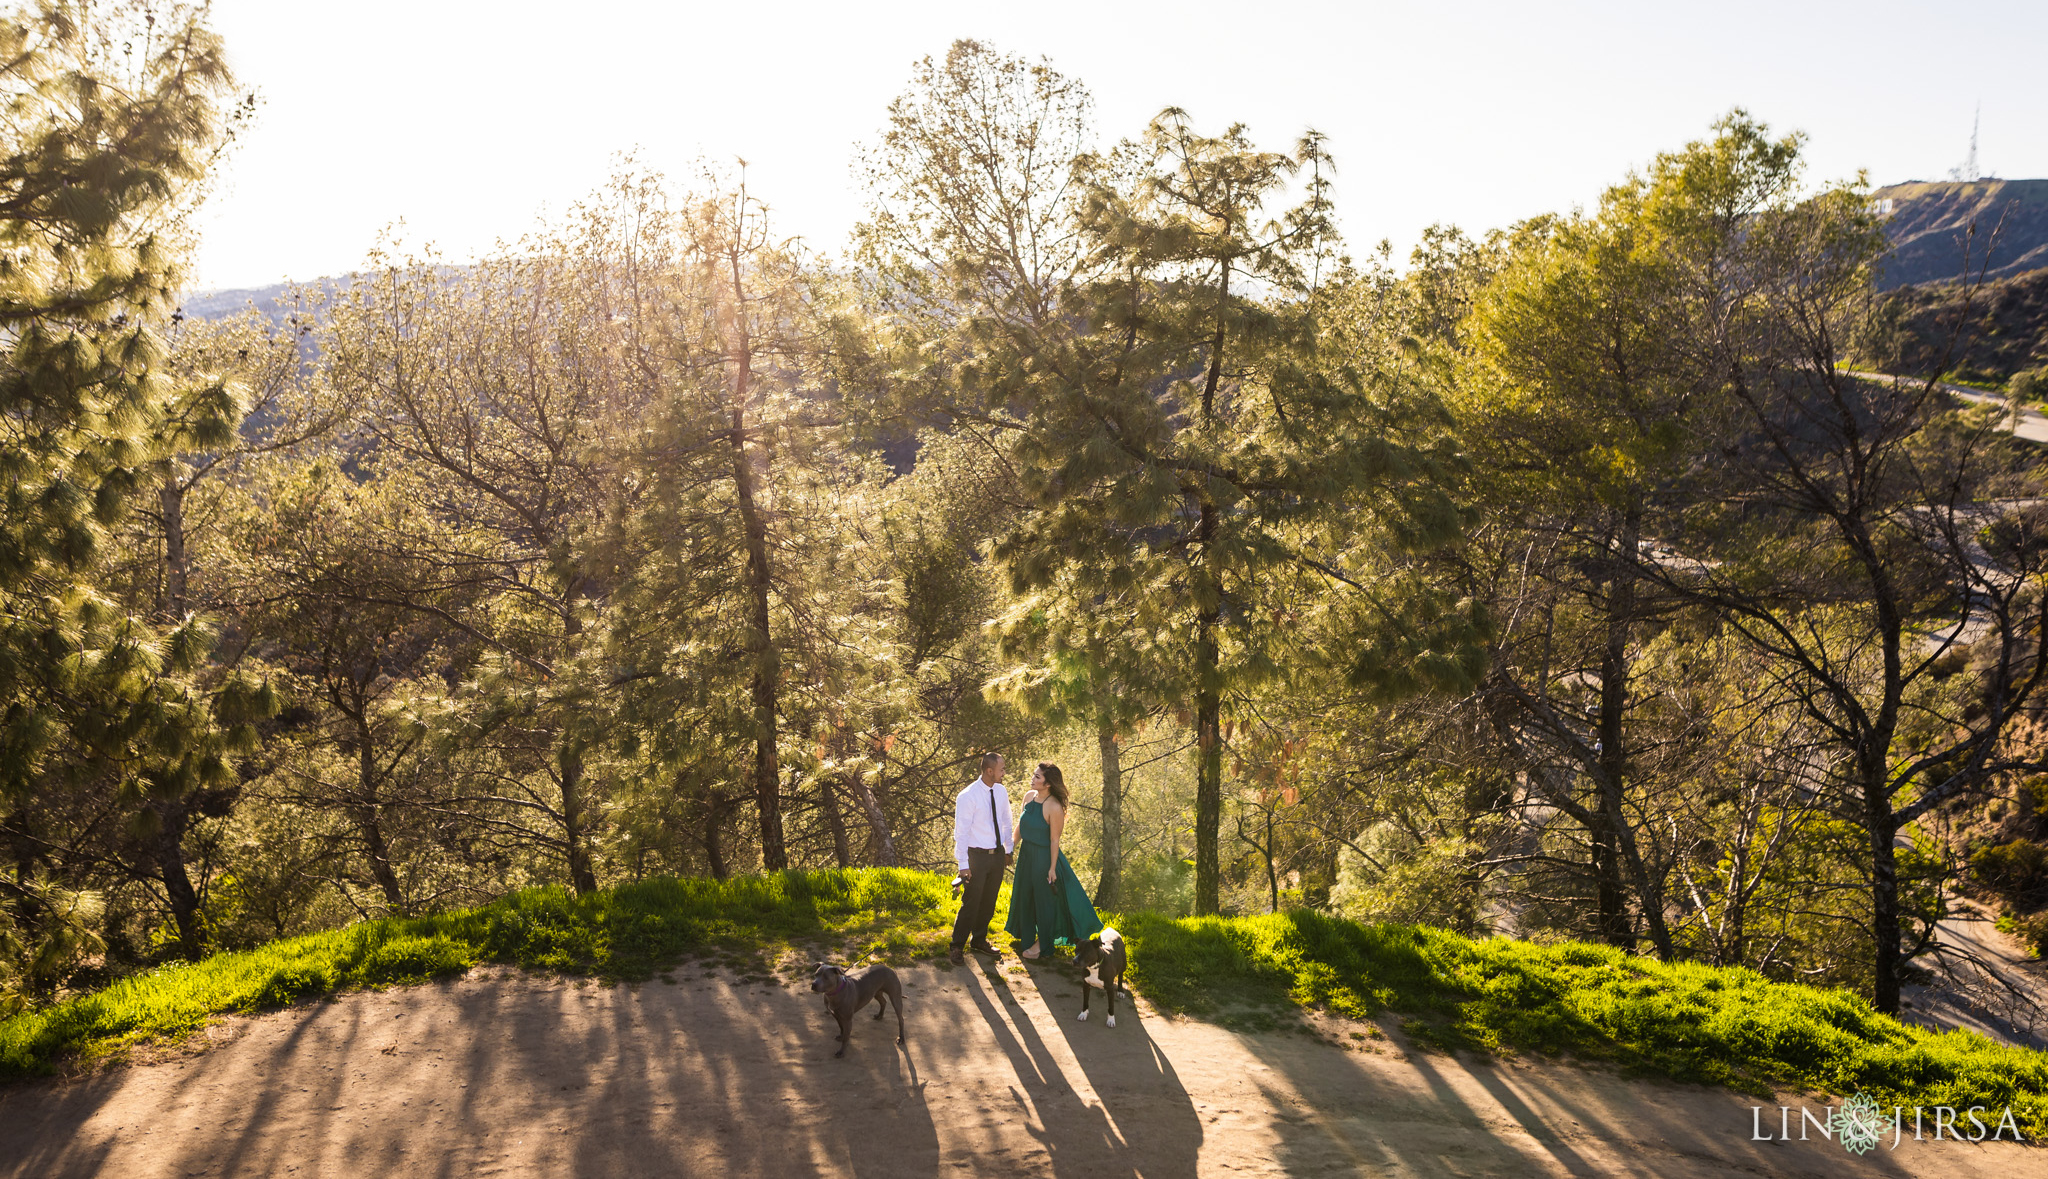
[
  {"x1": 1874, "y1": 179, "x2": 2048, "y2": 289},
  {"x1": 181, "y1": 181, "x2": 2048, "y2": 316}
]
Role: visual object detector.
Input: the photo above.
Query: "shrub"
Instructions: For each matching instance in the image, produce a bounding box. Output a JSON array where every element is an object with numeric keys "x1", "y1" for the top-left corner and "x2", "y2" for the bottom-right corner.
[
  {"x1": 1121, "y1": 855, "x2": 1195, "y2": 917},
  {"x1": 1329, "y1": 823, "x2": 1486, "y2": 933},
  {"x1": 350, "y1": 935, "x2": 474, "y2": 986},
  {"x1": 1995, "y1": 911, "x2": 2048, "y2": 958},
  {"x1": 243, "y1": 963, "x2": 333, "y2": 1011},
  {"x1": 2013, "y1": 366, "x2": 2047, "y2": 405},
  {"x1": 1972, "y1": 839, "x2": 2048, "y2": 905}
]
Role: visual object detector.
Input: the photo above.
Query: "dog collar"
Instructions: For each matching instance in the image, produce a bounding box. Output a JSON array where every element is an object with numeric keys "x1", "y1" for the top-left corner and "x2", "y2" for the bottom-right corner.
[{"x1": 827, "y1": 975, "x2": 852, "y2": 998}]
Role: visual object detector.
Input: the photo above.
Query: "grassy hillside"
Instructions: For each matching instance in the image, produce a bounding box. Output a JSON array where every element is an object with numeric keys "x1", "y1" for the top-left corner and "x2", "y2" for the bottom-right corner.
[
  {"x1": 3, "y1": 871, "x2": 2044, "y2": 1138},
  {"x1": 1125, "y1": 911, "x2": 2048, "y2": 1137}
]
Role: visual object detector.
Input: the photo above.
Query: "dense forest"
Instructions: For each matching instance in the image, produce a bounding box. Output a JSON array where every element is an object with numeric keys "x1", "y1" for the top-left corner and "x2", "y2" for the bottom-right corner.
[{"x1": 7, "y1": 1, "x2": 2048, "y2": 1024}]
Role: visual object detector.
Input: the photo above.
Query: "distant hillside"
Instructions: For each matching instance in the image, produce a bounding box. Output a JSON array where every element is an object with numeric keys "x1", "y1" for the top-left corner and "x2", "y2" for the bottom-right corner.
[
  {"x1": 176, "y1": 188, "x2": 2048, "y2": 381},
  {"x1": 1874, "y1": 179, "x2": 2048, "y2": 289},
  {"x1": 1866, "y1": 264, "x2": 2048, "y2": 383},
  {"x1": 178, "y1": 280, "x2": 305, "y2": 321}
]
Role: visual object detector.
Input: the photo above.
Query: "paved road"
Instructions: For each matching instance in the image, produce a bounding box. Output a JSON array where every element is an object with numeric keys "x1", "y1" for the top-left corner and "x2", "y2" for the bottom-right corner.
[
  {"x1": 1846, "y1": 370, "x2": 2048, "y2": 443},
  {"x1": 1906, "y1": 906, "x2": 2048, "y2": 1053}
]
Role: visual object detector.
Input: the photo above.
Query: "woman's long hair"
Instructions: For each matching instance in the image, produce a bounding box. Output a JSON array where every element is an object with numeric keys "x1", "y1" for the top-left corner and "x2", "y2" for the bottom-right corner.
[{"x1": 1037, "y1": 762, "x2": 1069, "y2": 808}]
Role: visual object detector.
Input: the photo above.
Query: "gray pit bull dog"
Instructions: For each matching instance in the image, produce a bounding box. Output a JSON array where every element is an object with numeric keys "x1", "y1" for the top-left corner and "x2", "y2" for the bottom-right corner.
[{"x1": 809, "y1": 962, "x2": 906, "y2": 1057}]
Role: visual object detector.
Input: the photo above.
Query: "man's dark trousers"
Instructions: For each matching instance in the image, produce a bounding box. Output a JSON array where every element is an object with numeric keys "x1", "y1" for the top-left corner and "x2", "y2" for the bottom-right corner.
[{"x1": 951, "y1": 847, "x2": 1006, "y2": 949}]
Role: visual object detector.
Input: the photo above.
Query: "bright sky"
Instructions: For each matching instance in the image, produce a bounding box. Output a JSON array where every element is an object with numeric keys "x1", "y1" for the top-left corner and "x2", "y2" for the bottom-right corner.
[{"x1": 189, "y1": 0, "x2": 2048, "y2": 292}]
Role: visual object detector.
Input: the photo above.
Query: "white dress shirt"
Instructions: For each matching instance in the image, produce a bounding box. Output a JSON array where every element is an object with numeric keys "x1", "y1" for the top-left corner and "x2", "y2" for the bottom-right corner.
[{"x1": 954, "y1": 776, "x2": 1015, "y2": 871}]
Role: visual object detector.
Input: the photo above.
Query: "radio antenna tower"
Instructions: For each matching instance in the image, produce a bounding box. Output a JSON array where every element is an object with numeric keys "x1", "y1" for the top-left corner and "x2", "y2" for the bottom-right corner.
[
  {"x1": 1966, "y1": 102, "x2": 1980, "y2": 181},
  {"x1": 1951, "y1": 103, "x2": 1981, "y2": 182}
]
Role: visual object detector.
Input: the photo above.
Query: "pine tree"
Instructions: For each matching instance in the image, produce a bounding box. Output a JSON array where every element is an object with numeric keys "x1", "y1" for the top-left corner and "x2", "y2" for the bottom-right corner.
[
  {"x1": 1456, "y1": 198, "x2": 1695, "y2": 957},
  {"x1": 861, "y1": 50, "x2": 1482, "y2": 914},
  {"x1": 581, "y1": 168, "x2": 869, "y2": 874},
  {"x1": 999, "y1": 113, "x2": 1484, "y2": 913},
  {"x1": 0, "y1": 2, "x2": 265, "y2": 958}
]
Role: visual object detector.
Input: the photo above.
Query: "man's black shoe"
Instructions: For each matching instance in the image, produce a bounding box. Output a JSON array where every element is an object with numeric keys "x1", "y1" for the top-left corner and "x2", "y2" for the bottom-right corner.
[
  {"x1": 948, "y1": 946, "x2": 965, "y2": 964},
  {"x1": 970, "y1": 941, "x2": 1000, "y2": 956}
]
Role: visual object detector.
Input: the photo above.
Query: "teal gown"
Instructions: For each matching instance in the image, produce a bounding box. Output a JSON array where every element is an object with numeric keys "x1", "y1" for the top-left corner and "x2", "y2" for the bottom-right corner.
[{"x1": 1004, "y1": 799, "x2": 1102, "y2": 951}]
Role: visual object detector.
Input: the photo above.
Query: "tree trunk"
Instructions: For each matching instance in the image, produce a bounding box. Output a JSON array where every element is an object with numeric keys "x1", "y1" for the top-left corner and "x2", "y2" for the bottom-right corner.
[
  {"x1": 1093, "y1": 692, "x2": 1124, "y2": 910},
  {"x1": 354, "y1": 714, "x2": 405, "y2": 912},
  {"x1": 725, "y1": 249, "x2": 786, "y2": 871},
  {"x1": 1194, "y1": 501, "x2": 1224, "y2": 916},
  {"x1": 1304, "y1": 839, "x2": 1339, "y2": 910},
  {"x1": 150, "y1": 802, "x2": 204, "y2": 960},
  {"x1": 821, "y1": 775, "x2": 851, "y2": 868},
  {"x1": 1264, "y1": 806, "x2": 1280, "y2": 912},
  {"x1": 559, "y1": 745, "x2": 598, "y2": 894},
  {"x1": 736, "y1": 479, "x2": 784, "y2": 870},
  {"x1": 1590, "y1": 504, "x2": 1677, "y2": 959},
  {"x1": 1720, "y1": 836, "x2": 1750, "y2": 968},
  {"x1": 1868, "y1": 781, "x2": 1904, "y2": 1014},
  {"x1": 159, "y1": 479, "x2": 189, "y2": 619},
  {"x1": 1190, "y1": 266, "x2": 1232, "y2": 917},
  {"x1": 1590, "y1": 807, "x2": 1627, "y2": 945},
  {"x1": 1611, "y1": 799, "x2": 1676, "y2": 958},
  {"x1": 851, "y1": 774, "x2": 899, "y2": 867},
  {"x1": 357, "y1": 804, "x2": 405, "y2": 913},
  {"x1": 1594, "y1": 526, "x2": 1634, "y2": 950},
  {"x1": 1855, "y1": 511, "x2": 1908, "y2": 1016},
  {"x1": 702, "y1": 789, "x2": 730, "y2": 880}
]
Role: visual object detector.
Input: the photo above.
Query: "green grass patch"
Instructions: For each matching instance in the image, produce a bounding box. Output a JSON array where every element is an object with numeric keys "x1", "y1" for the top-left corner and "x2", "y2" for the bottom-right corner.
[
  {"x1": 1122, "y1": 909, "x2": 2048, "y2": 1137},
  {"x1": 0, "y1": 868, "x2": 964, "y2": 1079}
]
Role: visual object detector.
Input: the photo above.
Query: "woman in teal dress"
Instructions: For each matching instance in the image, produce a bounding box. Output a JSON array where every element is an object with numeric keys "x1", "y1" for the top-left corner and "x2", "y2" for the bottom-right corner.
[{"x1": 1004, "y1": 762, "x2": 1102, "y2": 958}]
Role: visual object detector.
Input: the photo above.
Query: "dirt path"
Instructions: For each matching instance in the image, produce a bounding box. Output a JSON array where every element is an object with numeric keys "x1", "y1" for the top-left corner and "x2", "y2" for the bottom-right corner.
[{"x1": 1, "y1": 957, "x2": 2036, "y2": 1178}]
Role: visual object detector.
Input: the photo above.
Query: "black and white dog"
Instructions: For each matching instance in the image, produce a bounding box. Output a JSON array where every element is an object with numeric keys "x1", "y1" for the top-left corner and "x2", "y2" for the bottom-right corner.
[
  {"x1": 809, "y1": 962, "x2": 906, "y2": 1058},
  {"x1": 1072, "y1": 927, "x2": 1127, "y2": 1028}
]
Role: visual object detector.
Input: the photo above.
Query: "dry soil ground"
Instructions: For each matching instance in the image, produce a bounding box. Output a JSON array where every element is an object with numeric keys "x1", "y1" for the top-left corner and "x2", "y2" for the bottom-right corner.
[{"x1": 0, "y1": 956, "x2": 2037, "y2": 1178}]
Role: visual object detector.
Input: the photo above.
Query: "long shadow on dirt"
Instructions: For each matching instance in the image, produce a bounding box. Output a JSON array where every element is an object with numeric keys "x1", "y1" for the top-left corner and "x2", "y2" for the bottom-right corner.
[
  {"x1": 0, "y1": 965, "x2": 949, "y2": 1179},
  {"x1": 1227, "y1": 1010, "x2": 1934, "y2": 1178},
  {"x1": 978, "y1": 954, "x2": 1201, "y2": 1178},
  {"x1": 8, "y1": 955, "x2": 1995, "y2": 1178}
]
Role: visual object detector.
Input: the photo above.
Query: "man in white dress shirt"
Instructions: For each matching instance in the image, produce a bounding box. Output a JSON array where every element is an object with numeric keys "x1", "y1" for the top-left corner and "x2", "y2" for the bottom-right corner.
[{"x1": 948, "y1": 752, "x2": 1015, "y2": 964}]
